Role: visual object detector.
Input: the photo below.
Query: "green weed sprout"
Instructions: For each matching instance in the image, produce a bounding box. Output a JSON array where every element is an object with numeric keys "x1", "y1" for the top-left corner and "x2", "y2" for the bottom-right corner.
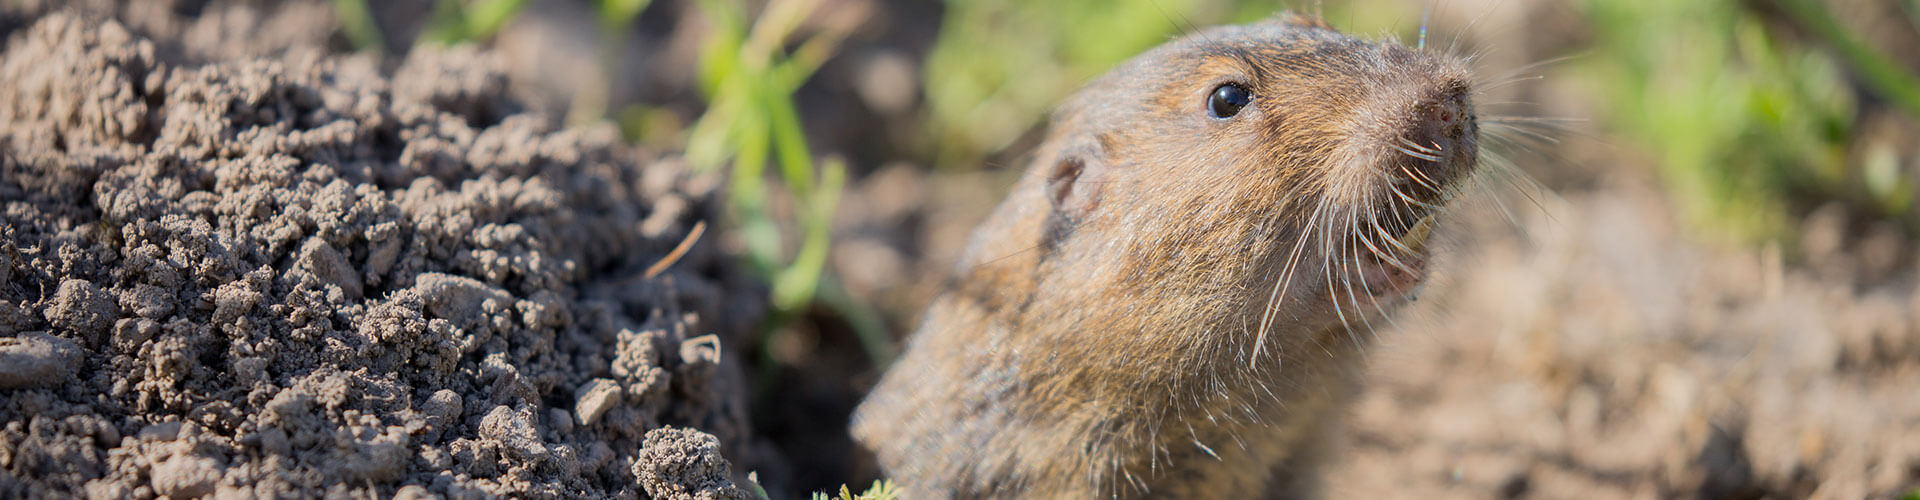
[
  {"x1": 811, "y1": 480, "x2": 899, "y2": 500},
  {"x1": 1581, "y1": 0, "x2": 1911, "y2": 244},
  {"x1": 1775, "y1": 0, "x2": 1920, "y2": 119},
  {"x1": 685, "y1": 0, "x2": 849, "y2": 320},
  {"x1": 684, "y1": 0, "x2": 897, "y2": 366}
]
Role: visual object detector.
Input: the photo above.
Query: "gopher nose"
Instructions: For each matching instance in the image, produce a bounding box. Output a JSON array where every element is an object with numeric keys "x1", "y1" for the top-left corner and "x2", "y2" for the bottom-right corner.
[
  {"x1": 1399, "y1": 83, "x2": 1474, "y2": 189},
  {"x1": 1414, "y1": 85, "x2": 1471, "y2": 155}
]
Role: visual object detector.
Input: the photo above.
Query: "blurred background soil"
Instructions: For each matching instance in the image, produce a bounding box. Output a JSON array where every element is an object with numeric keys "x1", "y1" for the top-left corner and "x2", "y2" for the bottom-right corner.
[{"x1": 4, "y1": 0, "x2": 1920, "y2": 498}]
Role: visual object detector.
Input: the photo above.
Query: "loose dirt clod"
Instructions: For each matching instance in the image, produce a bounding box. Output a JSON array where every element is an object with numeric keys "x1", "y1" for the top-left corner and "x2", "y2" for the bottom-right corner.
[
  {"x1": 0, "y1": 12, "x2": 765, "y2": 499},
  {"x1": 0, "y1": 332, "x2": 82, "y2": 389},
  {"x1": 634, "y1": 427, "x2": 755, "y2": 500}
]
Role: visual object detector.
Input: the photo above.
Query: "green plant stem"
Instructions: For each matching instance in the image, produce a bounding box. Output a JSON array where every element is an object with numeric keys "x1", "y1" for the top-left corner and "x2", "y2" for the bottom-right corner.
[
  {"x1": 771, "y1": 158, "x2": 843, "y2": 311},
  {"x1": 1773, "y1": 0, "x2": 1920, "y2": 118},
  {"x1": 764, "y1": 75, "x2": 818, "y2": 195}
]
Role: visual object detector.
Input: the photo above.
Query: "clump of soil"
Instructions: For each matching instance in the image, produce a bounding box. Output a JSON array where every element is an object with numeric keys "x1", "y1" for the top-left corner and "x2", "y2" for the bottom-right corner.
[{"x1": 0, "y1": 13, "x2": 767, "y2": 499}]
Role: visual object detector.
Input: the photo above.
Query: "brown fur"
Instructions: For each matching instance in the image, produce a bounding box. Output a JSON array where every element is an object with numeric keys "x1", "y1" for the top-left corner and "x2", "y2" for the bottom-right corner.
[{"x1": 853, "y1": 14, "x2": 1479, "y2": 499}]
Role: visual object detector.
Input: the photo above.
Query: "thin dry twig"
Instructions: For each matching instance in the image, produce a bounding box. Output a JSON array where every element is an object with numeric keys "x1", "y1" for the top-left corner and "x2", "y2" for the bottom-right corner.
[{"x1": 645, "y1": 220, "x2": 708, "y2": 279}]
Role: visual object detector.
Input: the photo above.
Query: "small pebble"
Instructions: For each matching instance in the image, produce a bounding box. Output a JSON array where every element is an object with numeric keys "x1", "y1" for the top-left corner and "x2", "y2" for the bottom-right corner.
[{"x1": 0, "y1": 332, "x2": 83, "y2": 389}]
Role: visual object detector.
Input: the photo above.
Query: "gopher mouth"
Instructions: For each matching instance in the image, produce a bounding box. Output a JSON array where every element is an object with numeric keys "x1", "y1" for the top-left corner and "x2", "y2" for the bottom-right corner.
[
  {"x1": 1353, "y1": 212, "x2": 1434, "y2": 300},
  {"x1": 1350, "y1": 120, "x2": 1466, "y2": 301},
  {"x1": 1331, "y1": 81, "x2": 1473, "y2": 305}
]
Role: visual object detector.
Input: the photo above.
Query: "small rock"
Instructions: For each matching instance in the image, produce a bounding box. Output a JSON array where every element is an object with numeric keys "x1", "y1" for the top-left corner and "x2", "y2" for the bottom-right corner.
[
  {"x1": 138, "y1": 421, "x2": 184, "y2": 441},
  {"x1": 122, "y1": 283, "x2": 174, "y2": 319},
  {"x1": 343, "y1": 426, "x2": 409, "y2": 482},
  {"x1": 111, "y1": 317, "x2": 159, "y2": 350},
  {"x1": 289, "y1": 237, "x2": 363, "y2": 299},
  {"x1": 395, "y1": 485, "x2": 440, "y2": 500},
  {"x1": 422, "y1": 389, "x2": 464, "y2": 427},
  {"x1": 45, "y1": 279, "x2": 116, "y2": 341},
  {"x1": 150, "y1": 454, "x2": 223, "y2": 499},
  {"x1": 574, "y1": 378, "x2": 623, "y2": 426},
  {"x1": 478, "y1": 405, "x2": 546, "y2": 461},
  {"x1": 413, "y1": 272, "x2": 514, "y2": 321},
  {"x1": 0, "y1": 332, "x2": 83, "y2": 389}
]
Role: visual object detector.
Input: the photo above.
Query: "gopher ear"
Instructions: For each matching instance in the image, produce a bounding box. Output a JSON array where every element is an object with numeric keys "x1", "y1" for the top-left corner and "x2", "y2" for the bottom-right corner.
[{"x1": 1046, "y1": 140, "x2": 1107, "y2": 220}]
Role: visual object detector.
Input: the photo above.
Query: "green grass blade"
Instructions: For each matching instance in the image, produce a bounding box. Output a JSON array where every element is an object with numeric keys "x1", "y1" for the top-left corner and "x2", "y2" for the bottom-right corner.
[
  {"x1": 762, "y1": 80, "x2": 816, "y2": 194},
  {"x1": 1773, "y1": 0, "x2": 1920, "y2": 119},
  {"x1": 772, "y1": 159, "x2": 845, "y2": 310}
]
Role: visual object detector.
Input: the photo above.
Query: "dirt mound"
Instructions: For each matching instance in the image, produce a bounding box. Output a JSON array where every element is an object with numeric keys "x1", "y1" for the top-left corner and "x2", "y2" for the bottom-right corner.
[{"x1": 0, "y1": 13, "x2": 766, "y2": 499}]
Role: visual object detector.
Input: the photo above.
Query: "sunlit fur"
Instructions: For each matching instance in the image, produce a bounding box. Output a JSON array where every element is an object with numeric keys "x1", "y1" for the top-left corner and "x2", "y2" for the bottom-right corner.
[{"x1": 855, "y1": 14, "x2": 1508, "y2": 500}]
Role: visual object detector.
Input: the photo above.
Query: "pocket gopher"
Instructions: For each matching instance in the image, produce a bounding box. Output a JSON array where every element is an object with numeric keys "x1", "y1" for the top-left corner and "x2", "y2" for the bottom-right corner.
[{"x1": 854, "y1": 14, "x2": 1479, "y2": 499}]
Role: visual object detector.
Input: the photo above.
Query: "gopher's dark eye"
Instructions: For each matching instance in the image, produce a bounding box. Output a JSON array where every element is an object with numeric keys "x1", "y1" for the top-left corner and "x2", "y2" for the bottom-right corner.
[{"x1": 1208, "y1": 83, "x2": 1252, "y2": 119}]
